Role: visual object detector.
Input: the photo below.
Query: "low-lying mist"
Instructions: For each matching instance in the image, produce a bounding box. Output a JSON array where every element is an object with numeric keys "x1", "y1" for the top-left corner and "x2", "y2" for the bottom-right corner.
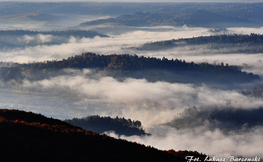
[
  {"x1": 1, "y1": 26, "x2": 263, "y2": 77},
  {"x1": 0, "y1": 14, "x2": 111, "y2": 31},
  {"x1": 1, "y1": 70, "x2": 263, "y2": 159},
  {"x1": 107, "y1": 125, "x2": 263, "y2": 160},
  {"x1": 1, "y1": 26, "x2": 263, "y2": 159},
  {"x1": 2, "y1": 68, "x2": 262, "y2": 126},
  {"x1": 0, "y1": 27, "x2": 209, "y2": 62}
]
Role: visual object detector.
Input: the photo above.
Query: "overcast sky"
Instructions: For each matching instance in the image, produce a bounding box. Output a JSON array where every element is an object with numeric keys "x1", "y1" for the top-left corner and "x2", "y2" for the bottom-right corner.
[{"x1": 0, "y1": 0, "x2": 262, "y2": 2}]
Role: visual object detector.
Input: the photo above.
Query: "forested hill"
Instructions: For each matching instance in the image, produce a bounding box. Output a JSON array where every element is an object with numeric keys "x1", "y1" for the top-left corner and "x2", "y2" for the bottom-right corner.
[
  {"x1": 0, "y1": 30, "x2": 108, "y2": 38},
  {"x1": 1, "y1": 53, "x2": 259, "y2": 84},
  {"x1": 163, "y1": 106, "x2": 263, "y2": 134},
  {"x1": 0, "y1": 109, "x2": 208, "y2": 161},
  {"x1": 78, "y1": 9, "x2": 260, "y2": 28},
  {"x1": 77, "y1": 2, "x2": 263, "y2": 28},
  {"x1": 65, "y1": 115, "x2": 148, "y2": 136},
  {"x1": 0, "y1": 30, "x2": 108, "y2": 50},
  {"x1": 26, "y1": 53, "x2": 248, "y2": 73},
  {"x1": 136, "y1": 33, "x2": 263, "y2": 53},
  {"x1": 79, "y1": 10, "x2": 248, "y2": 28},
  {"x1": 242, "y1": 87, "x2": 263, "y2": 98}
]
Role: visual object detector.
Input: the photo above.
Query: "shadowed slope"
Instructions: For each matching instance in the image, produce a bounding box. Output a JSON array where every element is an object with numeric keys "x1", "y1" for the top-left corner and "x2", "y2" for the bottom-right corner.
[{"x1": 0, "y1": 109, "x2": 208, "y2": 162}]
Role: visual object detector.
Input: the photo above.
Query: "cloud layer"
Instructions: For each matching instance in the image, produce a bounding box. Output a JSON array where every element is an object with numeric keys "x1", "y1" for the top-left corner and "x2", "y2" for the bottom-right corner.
[
  {"x1": 1, "y1": 71, "x2": 263, "y2": 159},
  {"x1": 14, "y1": 69, "x2": 263, "y2": 126},
  {"x1": 1, "y1": 26, "x2": 263, "y2": 159},
  {"x1": 1, "y1": 26, "x2": 263, "y2": 77},
  {"x1": 107, "y1": 125, "x2": 263, "y2": 160}
]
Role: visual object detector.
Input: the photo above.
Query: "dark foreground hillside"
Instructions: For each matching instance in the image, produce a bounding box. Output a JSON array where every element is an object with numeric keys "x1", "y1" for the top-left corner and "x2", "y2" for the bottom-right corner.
[{"x1": 0, "y1": 109, "x2": 207, "y2": 162}]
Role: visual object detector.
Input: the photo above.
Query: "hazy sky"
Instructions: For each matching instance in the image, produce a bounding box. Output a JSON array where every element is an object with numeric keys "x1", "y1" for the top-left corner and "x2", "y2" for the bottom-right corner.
[{"x1": 0, "y1": 0, "x2": 262, "y2": 2}]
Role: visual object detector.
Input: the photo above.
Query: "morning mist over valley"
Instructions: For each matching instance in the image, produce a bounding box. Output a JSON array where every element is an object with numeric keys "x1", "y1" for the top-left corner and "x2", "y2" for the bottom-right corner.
[{"x1": 0, "y1": 1, "x2": 263, "y2": 161}]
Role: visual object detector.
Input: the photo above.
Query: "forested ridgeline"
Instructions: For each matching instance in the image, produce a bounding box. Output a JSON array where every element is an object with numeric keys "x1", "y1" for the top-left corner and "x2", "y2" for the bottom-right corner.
[
  {"x1": 27, "y1": 53, "x2": 241, "y2": 71},
  {"x1": 0, "y1": 30, "x2": 108, "y2": 50},
  {"x1": 163, "y1": 106, "x2": 263, "y2": 134},
  {"x1": 0, "y1": 53, "x2": 260, "y2": 84},
  {"x1": 65, "y1": 115, "x2": 149, "y2": 136},
  {"x1": 242, "y1": 87, "x2": 263, "y2": 98},
  {"x1": 0, "y1": 30, "x2": 108, "y2": 38},
  {"x1": 78, "y1": 3, "x2": 263, "y2": 28},
  {"x1": 79, "y1": 10, "x2": 250, "y2": 27},
  {"x1": 0, "y1": 109, "x2": 208, "y2": 162},
  {"x1": 136, "y1": 33, "x2": 263, "y2": 52}
]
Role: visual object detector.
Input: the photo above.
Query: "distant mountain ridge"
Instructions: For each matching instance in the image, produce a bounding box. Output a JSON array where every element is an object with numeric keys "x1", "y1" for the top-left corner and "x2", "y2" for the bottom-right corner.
[
  {"x1": 135, "y1": 33, "x2": 263, "y2": 53},
  {"x1": 1, "y1": 2, "x2": 263, "y2": 21},
  {"x1": 0, "y1": 30, "x2": 108, "y2": 38},
  {"x1": 78, "y1": 9, "x2": 261, "y2": 28},
  {"x1": 0, "y1": 30, "x2": 108, "y2": 50},
  {"x1": 1, "y1": 2, "x2": 263, "y2": 29}
]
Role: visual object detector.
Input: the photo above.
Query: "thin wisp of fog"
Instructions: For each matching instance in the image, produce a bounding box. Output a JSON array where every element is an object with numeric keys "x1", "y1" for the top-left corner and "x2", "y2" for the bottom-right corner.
[{"x1": 1, "y1": 2, "x2": 263, "y2": 161}]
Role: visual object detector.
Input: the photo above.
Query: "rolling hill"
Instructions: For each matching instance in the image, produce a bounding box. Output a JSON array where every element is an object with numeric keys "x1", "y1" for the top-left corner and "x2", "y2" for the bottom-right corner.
[
  {"x1": 0, "y1": 53, "x2": 259, "y2": 86},
  {"x1": 65, "y1": 115, "x2": 149, "y2": 136},
  {"x1": 78, "y1": 8, "x2": 262, "y2": 28},
  {"x1": 135, "y1": 33, "x2": 263, "y2": 53},
  {"x1": 0, "y1": 109, "x2": 208, "y2": 161}
]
